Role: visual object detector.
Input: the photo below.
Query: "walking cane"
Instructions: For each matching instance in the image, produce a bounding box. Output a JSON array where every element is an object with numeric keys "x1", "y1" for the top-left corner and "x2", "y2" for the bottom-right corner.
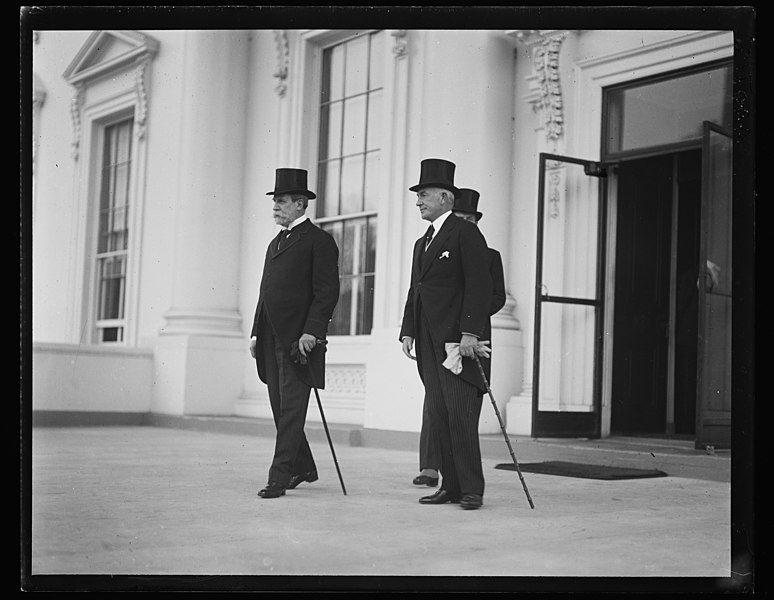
[
  {"x1": 295, "y1": 340, "x2": 347, "y2": 496},
  {"x1": 472, "y1": 354, "x2": 534, "y2": 509}
]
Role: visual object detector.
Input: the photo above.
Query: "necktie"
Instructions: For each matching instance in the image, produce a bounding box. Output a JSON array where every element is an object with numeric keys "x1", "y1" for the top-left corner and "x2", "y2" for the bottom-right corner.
[
  {"x1": 277, "y1": 228, "x2": 290, "y2": 251},
  {"x1": 424, "y1": 225, "x2": 435, "y2": 251}
]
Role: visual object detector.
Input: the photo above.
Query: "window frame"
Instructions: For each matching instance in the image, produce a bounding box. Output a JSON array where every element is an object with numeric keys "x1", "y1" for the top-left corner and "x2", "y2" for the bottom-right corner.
[
  {"x1": 298, "y1": 30, "x2": 384, "y2": 337},
  {"x1": 91, "y1": 115, "x2": 135, "y2": 345},
  {"x1": 63, "y1": 31, "x2": 157, "y2": 347},
  {"x1": 288, "y1": 29, "x2": 410, "y2": 339}
]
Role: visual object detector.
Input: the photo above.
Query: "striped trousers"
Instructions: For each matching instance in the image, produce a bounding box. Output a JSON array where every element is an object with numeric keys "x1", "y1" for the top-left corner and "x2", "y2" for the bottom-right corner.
[
  {"x1": 416, "y1": 307, "x2": 485, "y2": 496},
  {"x1": 259, "y1": 312, "x2": 317, "y2": 486}
]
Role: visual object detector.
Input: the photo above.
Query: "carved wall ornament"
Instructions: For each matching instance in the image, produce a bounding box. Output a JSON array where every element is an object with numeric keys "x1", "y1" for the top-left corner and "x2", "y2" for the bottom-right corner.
[
  {"x1": 273, "y1": 29, "x2": 290, "y2": 97},
  {"x1": 325, "y1": 366, "x2": 367, "y2": 395},
  {"x1": 69, "y1": 84, "x2": 84, "y2": 161},
  {"x1": 510, "y1": 30, "x2": 569, "y2": 150},
  {"x1": 532, "y1": 34, "x2": 566, "y2": 144},
  {"x1": 548, "y1": 172, "x2": 561, "y2": 219},
  {"x1": 390, "y1": 29, "x2": 408, "y2": 58},
  {"x1": 546, "y1": 159, "x2": 565, "y2": 219},
  {"x1": 133, "y1": 58, "x2": 150, "y2": 140}
]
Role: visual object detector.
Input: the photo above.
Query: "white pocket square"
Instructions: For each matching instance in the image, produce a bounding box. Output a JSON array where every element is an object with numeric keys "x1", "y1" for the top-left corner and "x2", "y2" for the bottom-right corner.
[{"x1": 440, "y1": 251, "x2": 450, "y2": 259}]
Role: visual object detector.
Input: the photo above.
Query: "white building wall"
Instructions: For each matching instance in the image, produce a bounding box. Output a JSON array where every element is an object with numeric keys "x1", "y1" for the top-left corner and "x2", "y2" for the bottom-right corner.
[{"x1": 29, "y1": 28, "x2": 733, "y2": 436}]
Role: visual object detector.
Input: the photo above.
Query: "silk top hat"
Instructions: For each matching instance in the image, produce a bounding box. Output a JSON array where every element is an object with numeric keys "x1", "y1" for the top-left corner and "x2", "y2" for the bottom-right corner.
[
  {"x1": 409, "y1": 158, "x2": 459, "y2": 195},
  {"x1": 454, "y1": 188, "x2": 483, "y2": 221},
  {"x1": 266, "y1": 168, "x2": 317, "y2": 199}
]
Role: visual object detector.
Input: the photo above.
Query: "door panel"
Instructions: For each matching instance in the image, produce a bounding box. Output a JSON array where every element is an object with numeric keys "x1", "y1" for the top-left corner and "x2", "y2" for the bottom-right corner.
[
  {"x1": 695, "y1": 122, "x2": 732, "y2": 449},
  {"x1": 532, "y1": 154, "x2": 607, "y2": 438}
]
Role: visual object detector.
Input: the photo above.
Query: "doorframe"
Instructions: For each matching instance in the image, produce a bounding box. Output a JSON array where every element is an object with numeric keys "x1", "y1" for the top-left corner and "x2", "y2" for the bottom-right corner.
[{"x1": 570, "y1": 30, "x2": 733, "y2": 437}]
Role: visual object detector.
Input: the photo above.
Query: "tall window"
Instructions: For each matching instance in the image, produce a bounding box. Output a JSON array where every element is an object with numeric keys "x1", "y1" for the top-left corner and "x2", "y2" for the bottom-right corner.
[
  {"x1": 94, "y1": 118, "x2": 133, "y2": 343},
  {"x1": 316, "y1": 32, "x2": 383, "y2": 336}
]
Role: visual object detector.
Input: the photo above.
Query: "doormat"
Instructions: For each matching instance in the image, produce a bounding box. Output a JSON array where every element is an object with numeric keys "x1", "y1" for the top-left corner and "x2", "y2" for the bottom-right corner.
[{"x1": 494, "y1": 461, "x2": 668, "y2": 480}]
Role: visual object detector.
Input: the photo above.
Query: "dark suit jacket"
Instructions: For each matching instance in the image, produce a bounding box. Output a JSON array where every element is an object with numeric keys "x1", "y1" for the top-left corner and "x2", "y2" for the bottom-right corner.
[
  {"x1": 489, "y1": 248, "x2": 506, "y2": 318},
  {"x1": 399, "y1": 213, "x2": 493, "y2": 392},
  {"x1": 251, "y1": 218, "x2": 339, "y2": 389}
]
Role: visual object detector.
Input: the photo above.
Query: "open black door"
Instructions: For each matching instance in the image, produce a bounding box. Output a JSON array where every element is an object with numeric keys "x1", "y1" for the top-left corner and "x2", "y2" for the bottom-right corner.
[
  {"x1": 532, "y1": 154, "x2": 608, "y2": 437},
  {"x1": 695, "y1": 122, "x2": 732, "y2": 449}
]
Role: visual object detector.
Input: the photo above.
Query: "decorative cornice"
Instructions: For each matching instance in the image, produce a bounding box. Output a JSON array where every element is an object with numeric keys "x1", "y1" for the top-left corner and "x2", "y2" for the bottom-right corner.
[
  {"x1": 63, "y1": 30, "x2": 159, "y2": 86},
  {"x1": 273, "y1": 29, "x2": 290, "y2": 97},
  {"x1": 390, "y1": 29, "x2": 408, "y2": 58},
  {"x1": 63, "y1": 31, "x2": 159, "y2": 159}
]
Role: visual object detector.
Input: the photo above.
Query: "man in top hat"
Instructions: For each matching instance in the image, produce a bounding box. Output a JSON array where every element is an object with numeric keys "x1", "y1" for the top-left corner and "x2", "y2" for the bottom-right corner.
[
  {"x1": 250, "y1": 168, "x2": 340, "y2": 499},
  {"x1": 411, "y1": 187, "x2": 507, "y2": 488},
  {"x1": 399, "y1": 159, "x2": 493, "y2": 510}
]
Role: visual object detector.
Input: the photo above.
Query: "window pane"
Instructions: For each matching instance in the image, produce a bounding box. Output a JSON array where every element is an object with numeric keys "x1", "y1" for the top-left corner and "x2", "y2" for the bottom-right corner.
[
  {"x1": 606, "y1": 64, "x2": 732, "y2": 154},
  {"x1": 340, "y1": 155, "x2": 364, "y2": 214},
  {"x1": 329, "y1": 276, "x2": 352, "y2": 335},
  {"x1": 538, "y1": 302, "x2": 596, "y2": 411},
  {"x1": 321, "y1": 221, "x2": 344, "y2": 266},
  {"x1": 320, "y1": 101, "x2": 343, "y2": 160},
  {"x1": 368, "y1": 32, "x2": 384, "y2": 91},
  {"x1": 318, "y1": 159, "x2": 340, "y2": 217},
  {"x1": 366, "y1": 90, "x2": 382, "y2": 151},
  {"x1": 342, "y1": 95, "x2": 366, "y2": 156},
  {"x1": 344, "y1": 35, "x2": 369, "y2": 97},
  {"x1": 98, "y1": 256, "x2": 126, "y2": 320},
  {"x1": 357, "y1": 273, "x2": 375, "y2": 335},
  {"x1": 101, "y1": 327, "x2": 121, "y2": 343},
  {"x1": 340, "y1": 219, "x2": 357, "y2": 276},
  {"x1": 365, "y1": 216, "x2": 377, "y2": 273},
  {"x1": 323, "y1": 44, "x2": 345, "y2": 103},
  {"x1": 364, "y1": 152, "x2": 380, "y2": 212},
  {"x1": 116, "y1": 122, "x2": 132, "y2": 162}
]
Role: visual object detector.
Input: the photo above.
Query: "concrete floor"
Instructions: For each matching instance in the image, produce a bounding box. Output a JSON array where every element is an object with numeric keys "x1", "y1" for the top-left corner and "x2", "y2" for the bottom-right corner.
[{"x1": 24, "y1": 423, "x2": 741, "y2": 591}]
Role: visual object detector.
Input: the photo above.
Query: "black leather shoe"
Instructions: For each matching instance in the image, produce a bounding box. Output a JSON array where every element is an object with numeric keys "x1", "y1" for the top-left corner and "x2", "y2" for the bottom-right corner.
[
  {"x1": 459, "y1": 493, "x2": 483, "y2": 510},
  {"x1": 258, "y1": 481, "x2": 286, "y2": 498},
  {"x1": 412, "y1": 474, "x2": 439, "y2": 487},
  {"x1": 287, "y1": 470, "x2": 319, "y2": 490},
  {"x1": 419, "y1": 489, "x2": 461, "y2": 504}
]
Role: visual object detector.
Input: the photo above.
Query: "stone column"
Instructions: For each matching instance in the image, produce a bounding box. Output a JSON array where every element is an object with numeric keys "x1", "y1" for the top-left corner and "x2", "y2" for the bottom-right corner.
[{"x1": 152, "y1": 30, "x2": 251, "y2": 415}]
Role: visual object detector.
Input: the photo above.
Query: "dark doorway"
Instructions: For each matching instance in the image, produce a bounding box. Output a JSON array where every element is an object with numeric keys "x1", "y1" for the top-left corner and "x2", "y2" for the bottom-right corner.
[{"x1": 611, "y1": 150, "x2": 701, "y2": 435}]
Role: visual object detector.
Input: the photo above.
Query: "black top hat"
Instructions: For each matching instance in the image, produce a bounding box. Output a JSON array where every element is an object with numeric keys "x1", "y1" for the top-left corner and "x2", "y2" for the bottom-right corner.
[
  {"x1": 453, "y1": 188, "x2": 483, "y2": 221},
  {"x1": 409, "y1": 158, "x2": 459, "y2": 196},
  {"x1": 266, "y1": 168, "x2": 316, "y2": 199}
]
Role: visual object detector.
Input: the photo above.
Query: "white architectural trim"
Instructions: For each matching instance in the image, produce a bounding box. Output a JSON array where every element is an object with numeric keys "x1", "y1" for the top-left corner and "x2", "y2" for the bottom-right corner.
[
  {"x1": 64, "y1": 31, "x2": 159, "y2": 347},
  {"x1": 64, "y1": 30, "x2": 158, "y2": 162},
  {"x1": 570, "y1": 29, "x2": 734, "y2": 435},
  {"x1": 63, "y1": 30, "x2": 159, "y2": 86},
  {"x1": 571, "y1": 30, "x2": 734, "y2": 160}
]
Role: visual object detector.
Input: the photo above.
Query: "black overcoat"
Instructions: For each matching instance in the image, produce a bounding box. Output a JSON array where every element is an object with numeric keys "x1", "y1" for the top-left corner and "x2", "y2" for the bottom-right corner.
[
  {"x1": 251, "y1": 218, "x2": 339, "y2": 389},
  {"x1": 399, "y1": 214, "x2": 493, "y2": 392}
]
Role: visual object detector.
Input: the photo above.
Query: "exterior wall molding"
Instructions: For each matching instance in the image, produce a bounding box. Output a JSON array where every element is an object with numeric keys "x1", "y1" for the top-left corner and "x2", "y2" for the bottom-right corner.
[
  {"x1": 326, "y1": 365, "x2": 367, "y2": 395},
  {"x1": 63, "y1": 30, "x2": 159, "y2": 161},
  {"x1": 32, "y1": 73, "x2": 47, "y2": 172},
  {"x1": 133, "y1": 58, "x2": 150, "y2": 140},
  {"x1": 69, "y1": 84, "x2": 84, "y2": 160},
  {"x1": 390, "y1": 29, "x2": 408, "y2": 58},
  {"x1": 509, "y1": 30, "x2": 569, "y2": 151},
  {"x1": 273, "y1": 29, "x2": 290, "y2": 97}
]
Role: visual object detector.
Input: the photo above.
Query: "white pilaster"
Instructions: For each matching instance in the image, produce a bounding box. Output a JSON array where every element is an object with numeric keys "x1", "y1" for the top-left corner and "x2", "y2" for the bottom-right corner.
[{"x1": 153, "y1": 30, "x2": 251, "y2": 416}]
